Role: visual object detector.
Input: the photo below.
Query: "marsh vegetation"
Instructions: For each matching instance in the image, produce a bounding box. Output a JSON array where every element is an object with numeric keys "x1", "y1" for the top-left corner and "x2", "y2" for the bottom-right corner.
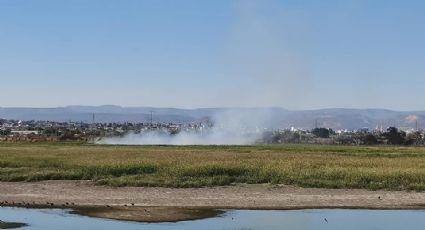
[{"x1": 1, "y1": 143, "x2": 425, "y2": 190}]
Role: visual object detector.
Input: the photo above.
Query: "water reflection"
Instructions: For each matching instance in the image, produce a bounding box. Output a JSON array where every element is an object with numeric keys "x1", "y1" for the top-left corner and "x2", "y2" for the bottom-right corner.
[{"x1": 1, "y1": 207, "x2": 425, "y2": 230}]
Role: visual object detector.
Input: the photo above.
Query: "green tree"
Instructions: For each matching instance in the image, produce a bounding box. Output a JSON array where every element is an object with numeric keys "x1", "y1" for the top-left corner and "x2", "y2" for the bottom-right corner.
[
  {"x1": 362, "y1": 133, "x2": 378, "y2": 145},
  {"x1": 384, "y1": 127, "x2": 406, "y2": 145},
  {"x1": 312, "y1": 128, "x2": 333, "y2": 138}
]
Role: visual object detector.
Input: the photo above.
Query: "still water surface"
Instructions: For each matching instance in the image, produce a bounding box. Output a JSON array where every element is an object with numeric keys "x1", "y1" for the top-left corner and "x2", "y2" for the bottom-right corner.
[{"x1": 1, "y1": 207, "x2": 425, "y2": 230}]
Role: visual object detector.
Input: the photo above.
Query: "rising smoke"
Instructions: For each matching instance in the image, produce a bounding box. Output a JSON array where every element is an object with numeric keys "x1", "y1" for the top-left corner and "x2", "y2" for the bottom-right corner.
[
  {"x1": 98, "y1": 1, "x2": 307, "y2": 145},
  {"x1": 97, "y1": 108, "x2": 276, "y2": 145},
  {"x1": 96, "y1": 129, "x2": 255, "y2": 145},
  {"x1": 219, "y1": 0, "x2": 311, "y2": 108}
]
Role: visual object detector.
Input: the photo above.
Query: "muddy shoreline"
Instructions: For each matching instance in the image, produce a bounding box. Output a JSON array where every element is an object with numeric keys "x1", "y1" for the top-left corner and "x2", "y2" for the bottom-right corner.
[
  {"x1": 0, "y1": 221, "x2": 27, "y2": 229},
  {"x1": 1, "y1": 181, "x2": 425, "y2": 222}
]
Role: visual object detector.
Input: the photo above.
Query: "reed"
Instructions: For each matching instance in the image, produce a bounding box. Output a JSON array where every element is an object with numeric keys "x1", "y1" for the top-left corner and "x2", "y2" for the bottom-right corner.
[{"x1": 1, "y1": 143, "x2": 425, "y2": 190}]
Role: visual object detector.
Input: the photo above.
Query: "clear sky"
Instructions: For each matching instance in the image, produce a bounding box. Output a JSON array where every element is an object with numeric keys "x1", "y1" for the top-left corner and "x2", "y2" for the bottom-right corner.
[{"x1": 1, "y1": 0, "x2": 424, "y2": 110}]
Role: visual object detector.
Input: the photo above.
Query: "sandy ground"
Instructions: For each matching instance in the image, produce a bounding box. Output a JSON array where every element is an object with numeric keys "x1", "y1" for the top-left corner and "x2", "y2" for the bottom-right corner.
[{"x1": 1, "y1": 180, "x2": 425, "y2": 210}]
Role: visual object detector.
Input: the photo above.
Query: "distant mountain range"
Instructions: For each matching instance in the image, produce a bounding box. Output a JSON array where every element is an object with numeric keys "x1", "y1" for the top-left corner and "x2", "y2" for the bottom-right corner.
[{"x1": 0, "y1": 105, "x2": 424, "y2": 130}]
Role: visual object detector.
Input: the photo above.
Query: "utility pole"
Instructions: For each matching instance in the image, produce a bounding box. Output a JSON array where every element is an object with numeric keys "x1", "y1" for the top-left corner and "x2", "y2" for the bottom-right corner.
[
  {"x1": 90, "y1": 113, "x2": 96, "y2": 143},
  {"x1": 149, "y1": 110, "x2": 154, "y2": 128}
]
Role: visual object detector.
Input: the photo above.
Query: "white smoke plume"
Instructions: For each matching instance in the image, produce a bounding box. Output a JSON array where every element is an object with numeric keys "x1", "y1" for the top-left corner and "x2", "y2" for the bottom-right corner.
[
  {"x1": 97, "y1": 130, "x2": 254, "y2": 145},
  {"x1": 217, "y1": 0, "x2": 311, "y2": 109},
  {"x1": 405, "y1": 115, "x2": 419, "y2": 124},
  {"x1": 96, "y1": 109, "x2": 275, "y2": 145}
]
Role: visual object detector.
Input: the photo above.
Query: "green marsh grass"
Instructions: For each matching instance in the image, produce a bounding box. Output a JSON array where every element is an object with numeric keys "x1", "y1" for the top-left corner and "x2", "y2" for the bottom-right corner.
[{"x1": 1, "y1": 143, "x2": 425, "y2": 190}]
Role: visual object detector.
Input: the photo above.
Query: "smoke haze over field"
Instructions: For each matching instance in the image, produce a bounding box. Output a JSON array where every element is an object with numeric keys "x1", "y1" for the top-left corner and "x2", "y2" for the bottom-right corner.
[
  {"x1": 97, "y1": 109, "x2": 276, "y2": 145},
  {"x1": 97, "y1": 130, "x2": 256, "y2": 145}
]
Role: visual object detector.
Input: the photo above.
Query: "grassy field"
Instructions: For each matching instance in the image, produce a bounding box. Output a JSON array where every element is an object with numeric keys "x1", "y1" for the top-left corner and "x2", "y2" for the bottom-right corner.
[{"x1": 1, "y1": 142, "x2": 425, "y2": 191}]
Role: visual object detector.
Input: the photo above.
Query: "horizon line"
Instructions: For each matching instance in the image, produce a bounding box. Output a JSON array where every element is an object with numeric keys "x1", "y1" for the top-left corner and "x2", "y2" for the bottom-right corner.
[{"x1": 0, "y1": 105, "x2": 424, "y2": 112}]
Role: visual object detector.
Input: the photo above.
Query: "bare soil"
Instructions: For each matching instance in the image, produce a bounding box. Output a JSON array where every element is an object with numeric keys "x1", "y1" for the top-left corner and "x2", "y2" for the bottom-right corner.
[{"x1": 1, "y1": 181, "x2": 425, "y2": 222}]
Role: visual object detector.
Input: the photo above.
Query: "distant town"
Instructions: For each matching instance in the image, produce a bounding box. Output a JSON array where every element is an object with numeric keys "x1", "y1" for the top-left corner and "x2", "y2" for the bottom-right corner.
[{"x1": 0, "y1": 117, "x2": 424, "y2": 145}]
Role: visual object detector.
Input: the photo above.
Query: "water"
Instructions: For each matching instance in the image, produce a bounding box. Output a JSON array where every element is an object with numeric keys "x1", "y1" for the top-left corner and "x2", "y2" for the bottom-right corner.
[{"x1": 1, "y1": 207, "x2": 425, "y2": 230}]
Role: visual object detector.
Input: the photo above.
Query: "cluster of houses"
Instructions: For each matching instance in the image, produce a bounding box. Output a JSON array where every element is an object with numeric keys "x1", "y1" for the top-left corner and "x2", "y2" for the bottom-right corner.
[
  {"x1": 0, "y1": 118, "x2": 213, "y2": 142},
  {"x1": 1, "y1": 118, "x2": 424, "y2": 145}
]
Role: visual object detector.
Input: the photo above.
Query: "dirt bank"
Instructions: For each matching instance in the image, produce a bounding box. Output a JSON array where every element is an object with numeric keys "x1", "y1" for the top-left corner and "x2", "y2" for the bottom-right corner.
[{"x1": 1, "y1": 181, "x2": 425, "y2": 222}]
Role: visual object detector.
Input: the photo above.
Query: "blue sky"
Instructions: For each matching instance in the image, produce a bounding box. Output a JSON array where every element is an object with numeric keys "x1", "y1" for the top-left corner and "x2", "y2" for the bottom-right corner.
[{"x1": 0, "y1": 0, "x2": 424, "y2": 110}]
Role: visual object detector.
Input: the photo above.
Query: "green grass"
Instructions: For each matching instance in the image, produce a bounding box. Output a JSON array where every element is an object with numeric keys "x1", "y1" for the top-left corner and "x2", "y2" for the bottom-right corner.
[{"x1": 1, "y1": 142, "x2": 425, "y2": 190}]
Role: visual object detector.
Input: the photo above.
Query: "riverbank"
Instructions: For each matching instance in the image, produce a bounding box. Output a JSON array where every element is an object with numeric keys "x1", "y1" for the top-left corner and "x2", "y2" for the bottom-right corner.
[
  {"x1": 1, "y1": 181, "x2": 425, "y2": 222},
  {"x1": 2, "y1": 181, "x2": 425, "y2": 209}
]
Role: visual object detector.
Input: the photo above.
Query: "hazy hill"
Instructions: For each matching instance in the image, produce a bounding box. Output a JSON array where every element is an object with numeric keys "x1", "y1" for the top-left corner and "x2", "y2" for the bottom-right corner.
[{"x1": 0, "y1": 106, "x2": 424, "y2": 130}]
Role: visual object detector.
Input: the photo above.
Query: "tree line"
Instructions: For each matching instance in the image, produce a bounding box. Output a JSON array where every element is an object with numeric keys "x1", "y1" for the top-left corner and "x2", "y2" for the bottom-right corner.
[{"x1": 261, "y1": 127, "x2": 425, "y2": 146}]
